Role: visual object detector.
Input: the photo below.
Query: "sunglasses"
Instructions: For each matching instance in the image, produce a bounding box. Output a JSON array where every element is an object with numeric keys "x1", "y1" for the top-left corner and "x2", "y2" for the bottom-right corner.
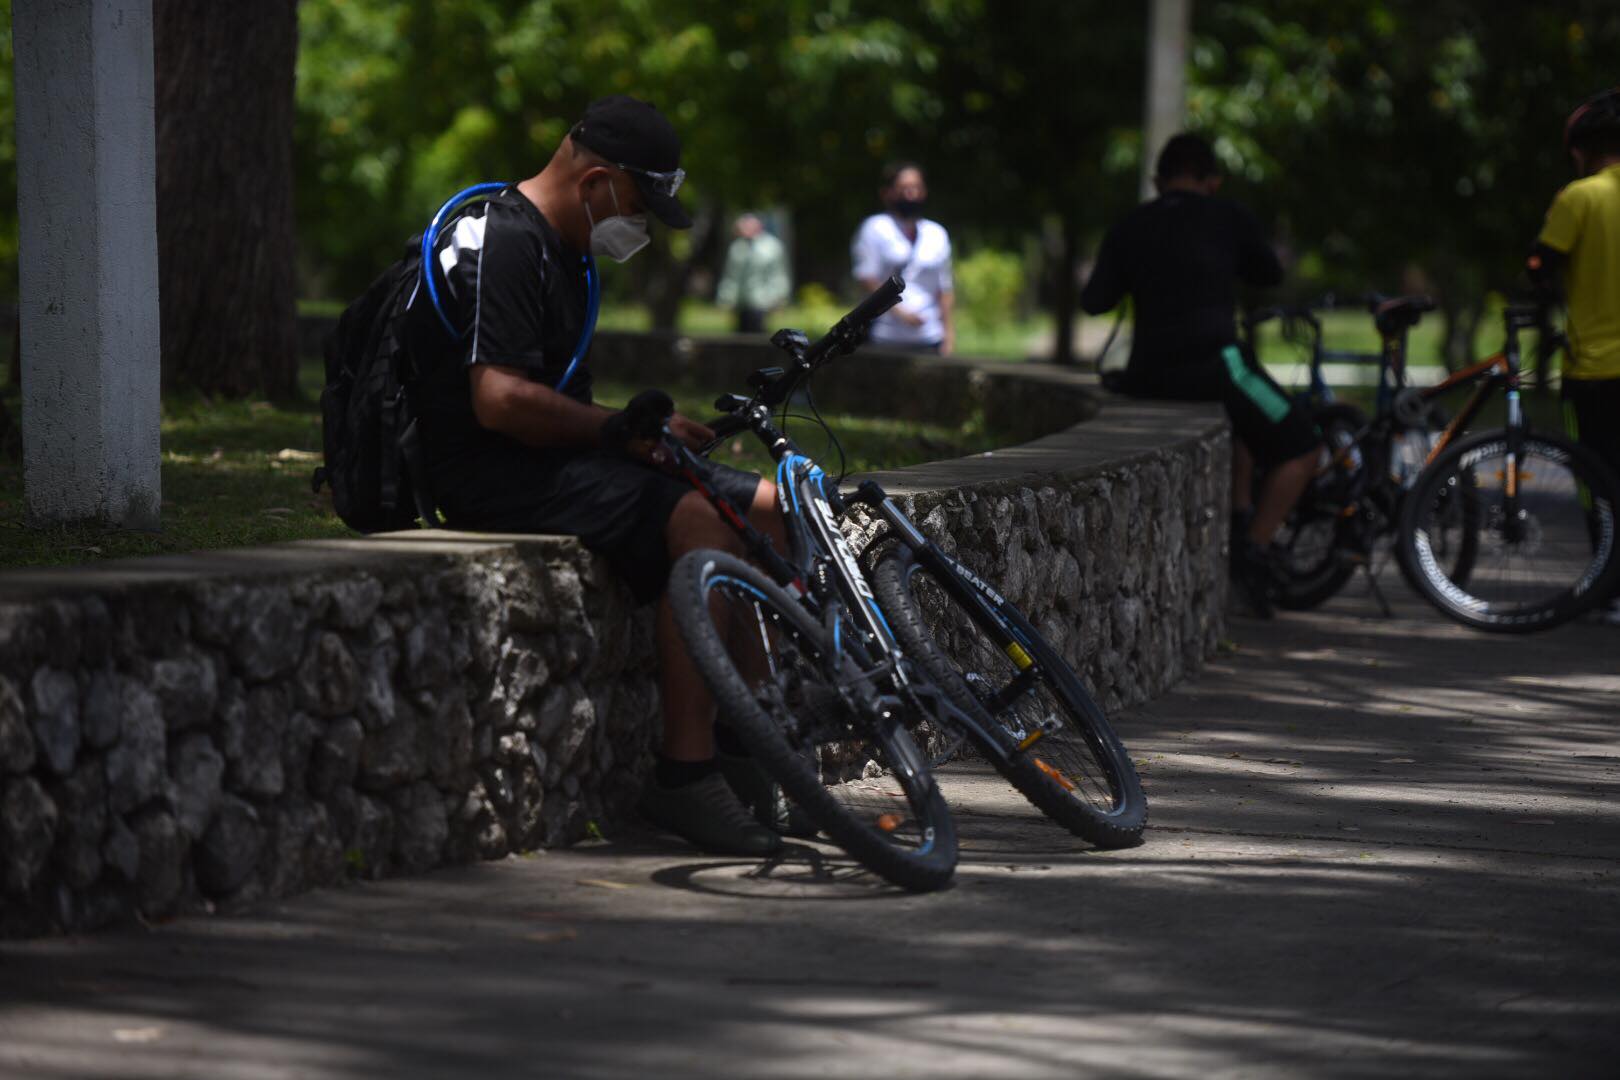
[{"x1": 616, "y1": 162, "x2": 686, "y2": 198}]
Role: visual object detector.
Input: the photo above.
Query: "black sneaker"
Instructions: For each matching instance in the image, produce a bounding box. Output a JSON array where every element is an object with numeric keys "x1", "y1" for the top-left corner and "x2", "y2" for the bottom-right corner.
[
  {"x1": 638, "y1": 771, "x2": 783, "y2": 856},
  {"x1": 718, "y1": 752, "x2": 820, "y2": 838},
  {"x1": 1230, "y1": 540, "x2": 1278, "y2": 619}
]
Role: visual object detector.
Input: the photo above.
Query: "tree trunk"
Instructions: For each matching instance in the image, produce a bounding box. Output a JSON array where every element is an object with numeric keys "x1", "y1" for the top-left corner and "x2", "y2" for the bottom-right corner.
[
  {"x1": 154, "y1": 0, "x2": 299, "y2": 400},
  {"x1": 643, "y1": 202, "x2": 720, "y2": 332},
  {"x1": 1051, "y1": 218, "x2": 1081, "y2": 366},
  {"x1": 0, "y1": 393, "x2": 17, "y2": 462}
]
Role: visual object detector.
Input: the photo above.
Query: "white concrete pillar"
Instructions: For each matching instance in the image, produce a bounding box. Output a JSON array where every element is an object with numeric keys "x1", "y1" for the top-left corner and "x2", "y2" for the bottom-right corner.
[
  {"x1": 14, "y1": 0, "x2": 162, "y2": 529},
  {"x1": 1141, "y1": 0, "x2": 1193, "y2": 202}
]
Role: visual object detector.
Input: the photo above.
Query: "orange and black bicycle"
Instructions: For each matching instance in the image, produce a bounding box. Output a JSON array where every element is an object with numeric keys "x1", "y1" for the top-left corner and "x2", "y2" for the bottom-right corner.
[{"x1": 1250, "y1": 298, "x2": 1620, "y2": 633}]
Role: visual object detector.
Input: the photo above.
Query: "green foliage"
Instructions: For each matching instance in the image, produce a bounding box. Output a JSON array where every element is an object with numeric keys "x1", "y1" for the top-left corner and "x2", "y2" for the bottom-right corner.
[
  {"x1": 918, "y1": 2, "x2": 1146, "y2": 236},
  {"x1": 6, "y1": 1, "x2": 1612, "y2": 362},
  {"x1": 1188, "y1": 1, "x2": 1620, "y2": 362},
  {"x1": 294, "y1": 0, "x2": 949, "y2": 299},
  {"x1": 953, "y1": 248, "x2": 1025, "y2": 333},
  {"x1": 789, "y1": 282, "x2": 847, "y2": 331}
]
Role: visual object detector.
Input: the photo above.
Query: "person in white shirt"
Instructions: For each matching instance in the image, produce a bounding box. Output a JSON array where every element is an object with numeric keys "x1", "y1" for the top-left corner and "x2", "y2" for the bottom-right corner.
[{"x1": 851, "y1": 162, "x2": 955, "y2": 354}]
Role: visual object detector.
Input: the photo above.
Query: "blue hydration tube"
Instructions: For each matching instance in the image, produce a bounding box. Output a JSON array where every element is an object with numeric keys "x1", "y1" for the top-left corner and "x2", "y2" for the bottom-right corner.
[{"x1": 420, "y1": 181, "x2": 600, "y2": 394}]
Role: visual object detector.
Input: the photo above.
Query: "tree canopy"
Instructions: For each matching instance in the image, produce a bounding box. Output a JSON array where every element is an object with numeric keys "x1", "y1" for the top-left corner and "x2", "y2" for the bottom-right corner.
[{"x1": 4, "y1": 1, "x2": 1615, "y2": 381}]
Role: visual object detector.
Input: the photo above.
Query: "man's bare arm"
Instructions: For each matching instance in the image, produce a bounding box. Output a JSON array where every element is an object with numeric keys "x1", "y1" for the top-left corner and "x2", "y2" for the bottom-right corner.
[
  {"x1": 469, "y1": 364, "x2": 614, "y2": 449},
  {"x1": 469, "y1": 364, "x2": 716, "y2": 455}
]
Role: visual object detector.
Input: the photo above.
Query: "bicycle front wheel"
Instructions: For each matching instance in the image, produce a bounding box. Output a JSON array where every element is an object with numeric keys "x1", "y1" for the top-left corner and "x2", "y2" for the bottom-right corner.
[
  {"x1": 1396, "y1": 430, "x2": 1620, "y2": 633},
  {"x1": 871, "y1": 546, "x2": 1146, "y2": 848},
  {"x1": 667, "y1": 550, "x2": 957, "y2": 891}
]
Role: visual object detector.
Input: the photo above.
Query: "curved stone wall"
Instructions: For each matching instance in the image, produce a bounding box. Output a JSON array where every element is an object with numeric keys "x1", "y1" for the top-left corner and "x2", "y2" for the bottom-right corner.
[{"x1": 0, "y1": 339, "x2": 1227, "y2": 936}]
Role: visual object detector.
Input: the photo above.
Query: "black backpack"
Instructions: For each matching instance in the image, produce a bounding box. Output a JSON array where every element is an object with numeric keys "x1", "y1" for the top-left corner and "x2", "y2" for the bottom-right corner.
[
  {"x1": 315, "y1": 183, "x2": 515, "y2": 533},
  {"x1": 312, "y1": 239, "x2": 437, "y2": 533}
]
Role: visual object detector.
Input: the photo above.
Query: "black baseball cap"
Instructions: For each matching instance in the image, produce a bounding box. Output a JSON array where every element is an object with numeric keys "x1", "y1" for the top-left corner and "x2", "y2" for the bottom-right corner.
[{"x1": 571, "y1": 95, "x2": 692, "y2": 229}]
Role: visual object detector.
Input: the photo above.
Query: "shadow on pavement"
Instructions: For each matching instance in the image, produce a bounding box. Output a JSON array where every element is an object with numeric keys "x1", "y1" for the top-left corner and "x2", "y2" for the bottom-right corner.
[{"x1": 1, "y1": 579, "x2": 1615, "y2": 1078}]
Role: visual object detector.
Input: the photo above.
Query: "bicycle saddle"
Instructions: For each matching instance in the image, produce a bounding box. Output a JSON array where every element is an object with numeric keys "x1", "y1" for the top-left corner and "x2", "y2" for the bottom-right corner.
[{"x1": 1370, "y1": 294, "x2": 1436, "y2": 337}]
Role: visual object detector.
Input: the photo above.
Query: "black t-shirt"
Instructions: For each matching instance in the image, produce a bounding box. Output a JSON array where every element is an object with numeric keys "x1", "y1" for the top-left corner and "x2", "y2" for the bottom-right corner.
[
  {"x1": 402, "y1": 186, "x2": 594, "y2": 472},
  {"x1": 1079, "y1": 191, "x2": 1282, "y2": 380}
]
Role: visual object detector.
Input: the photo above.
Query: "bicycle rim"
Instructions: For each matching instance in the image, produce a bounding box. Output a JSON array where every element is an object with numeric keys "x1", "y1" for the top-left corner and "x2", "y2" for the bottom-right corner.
[
  {"x1": 1400, "y1": 432, "x2": 1619, "y2": 631},
  {"x1": 669, "y1": 550, "x2": 956, "y2": 889}
]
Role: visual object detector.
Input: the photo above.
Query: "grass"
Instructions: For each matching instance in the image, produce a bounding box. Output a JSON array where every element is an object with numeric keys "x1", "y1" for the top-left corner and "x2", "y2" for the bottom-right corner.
[
  {"x1": 0, "y1": 358, "x2": 995, "y2": 571},
  {"x1": 0, "y1": 373, "x2": 350, "y2": 570},
  {"x1": 7, "y1": 298, "x2": 1557, "y2": 571}
]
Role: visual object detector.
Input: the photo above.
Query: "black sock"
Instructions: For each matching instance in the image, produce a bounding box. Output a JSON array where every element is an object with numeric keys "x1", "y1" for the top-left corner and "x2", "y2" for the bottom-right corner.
[
  {"x1": 656, "y1": 754, "x2": 718, "y2": 788},
  {"x1": 714, "y1": 726, "x2": 750, "y2": 757}
]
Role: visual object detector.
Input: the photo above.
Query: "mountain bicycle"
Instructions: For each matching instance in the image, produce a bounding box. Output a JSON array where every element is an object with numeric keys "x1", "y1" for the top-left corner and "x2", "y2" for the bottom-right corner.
[
  {"x1": 1394, "y1": 303, "x2": 1620, "y2": 632},
  {"x1": 1243, "y1": 295, "x2": 1465, "y2": 613},
  {"x1": 622, "y1": 276, "x2": 958, "y2": 891},
  {"x1": 1249, "y1": 298, "x2": 1620, "y2": 632},
  {"x1": 626, "y1": 277, "x2": 1147, "y2": 887}
]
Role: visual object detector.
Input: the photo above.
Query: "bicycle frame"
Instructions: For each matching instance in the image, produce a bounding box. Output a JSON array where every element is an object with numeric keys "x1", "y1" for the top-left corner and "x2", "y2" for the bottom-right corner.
[
  {"x1": 1304, "y1": 302, "x2": 1572, "y2": 569},
  {"x1": 851, "y1": 481, "x2": 1074, "y2": 754},
  {"x1": 611, "y1": 286, "x2": 1052, "y2": 772}
]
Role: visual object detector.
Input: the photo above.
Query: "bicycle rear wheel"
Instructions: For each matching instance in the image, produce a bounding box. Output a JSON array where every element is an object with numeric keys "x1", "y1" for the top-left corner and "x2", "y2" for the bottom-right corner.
[
  {"x1": 668, "y1": 550, "x2": 957, "y2": 891},
  {"x1": 1396, "y1": 430, "x2": 1620, "y2": 632},
  {"x1": 871, "y1": 546, "x2": 1146, "y2": 848}
]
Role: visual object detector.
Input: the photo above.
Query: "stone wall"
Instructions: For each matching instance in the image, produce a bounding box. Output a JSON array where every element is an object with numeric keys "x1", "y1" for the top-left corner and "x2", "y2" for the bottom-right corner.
[
  {"x1": 1, "y1": 343, "x2": 1226, "y2": 938},
  {"x1": 0, "y1": 536, "x2": 657, "y2": 937},
  {"x1": 845, "y1": 400, "x2": 1229, "y2": 714}
]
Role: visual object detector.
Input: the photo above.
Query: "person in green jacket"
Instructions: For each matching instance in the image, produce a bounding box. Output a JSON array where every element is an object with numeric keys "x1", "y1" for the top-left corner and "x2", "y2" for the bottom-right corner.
[{"x1": 716, "y1": 213, "x2": 792, "y2": 334}]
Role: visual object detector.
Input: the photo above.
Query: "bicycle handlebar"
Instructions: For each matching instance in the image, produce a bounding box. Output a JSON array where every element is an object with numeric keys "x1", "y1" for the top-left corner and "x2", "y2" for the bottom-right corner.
[
  {"x1": 658, "y1": 275, "x2": 911, "y2": 451},
  {"x1": 801, "y1": 273, "x2": 906, "y2": 369}
]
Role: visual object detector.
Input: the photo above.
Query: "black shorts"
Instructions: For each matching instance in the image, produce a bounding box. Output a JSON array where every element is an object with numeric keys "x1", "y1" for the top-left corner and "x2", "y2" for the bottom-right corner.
[
  {"x1": 436, "y1": 448, "x2": 762, "y2": 604},
  {"x1": 1120, "y1": 344, "x2": 1319, "y2": 467}
]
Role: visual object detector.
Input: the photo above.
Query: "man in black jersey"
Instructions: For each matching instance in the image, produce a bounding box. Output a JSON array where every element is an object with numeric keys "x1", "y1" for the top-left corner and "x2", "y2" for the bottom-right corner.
[
  {"x1": 1080, "y1": 133, "x2": 1320, "y2": 617},
  {"x1": 398, "y1": 96, "x2": 786, "y2": 855}
]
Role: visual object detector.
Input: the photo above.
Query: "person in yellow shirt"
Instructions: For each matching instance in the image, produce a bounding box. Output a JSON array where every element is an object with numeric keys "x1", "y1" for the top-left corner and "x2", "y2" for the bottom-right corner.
[{"x1": 1531, "y1": 87, "x2": 1620, "y2": 622}]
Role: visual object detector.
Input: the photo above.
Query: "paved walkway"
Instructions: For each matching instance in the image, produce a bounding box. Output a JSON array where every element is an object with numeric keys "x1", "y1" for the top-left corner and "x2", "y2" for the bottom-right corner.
[{"x1": 2, "y1": 576, "x2": 1616, "y2": 1078}]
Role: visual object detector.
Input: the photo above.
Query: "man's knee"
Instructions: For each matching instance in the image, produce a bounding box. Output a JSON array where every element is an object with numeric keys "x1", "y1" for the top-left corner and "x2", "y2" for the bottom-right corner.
[
  {"x1": 665, "y1": 477, "x2": 783, "y2": 558},
  {"x1": 749, "y1": 480, "x2": 785, "y2": 543},
  {"x1": 666, "y1": 491, "x2": 739, "y2": 556}
]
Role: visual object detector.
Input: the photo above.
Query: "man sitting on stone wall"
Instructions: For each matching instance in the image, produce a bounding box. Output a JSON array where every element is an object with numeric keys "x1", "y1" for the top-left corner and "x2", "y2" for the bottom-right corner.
[
  {"x1": 394, "y1": 96, "x2": 785, "y2": 856},
  {"x1": 1079, "y1": 133, "x2": 1321, "y2": 618}
]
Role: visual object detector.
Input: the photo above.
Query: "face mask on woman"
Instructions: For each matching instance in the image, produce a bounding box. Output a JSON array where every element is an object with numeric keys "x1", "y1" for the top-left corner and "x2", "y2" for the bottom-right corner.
[
  {"x1": 586, "y1": 180, "x2": 650, "y2": 262},
  {"x1": 891, "y1": 196, "x2": 927, "y2": 219}
]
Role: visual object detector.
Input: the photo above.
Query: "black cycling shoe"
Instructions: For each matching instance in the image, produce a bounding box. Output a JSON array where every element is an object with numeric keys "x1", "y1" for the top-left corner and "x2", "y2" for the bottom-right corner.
[
  {"x1": 719, "y1": 752, "x2": 819, "y2": 838},
  {"x1": 638, "y1": 771, "x2": 783, "y2": 856},
  {"x1": 1230, "y1": 540, "x2": 1278, "y2": 619}
]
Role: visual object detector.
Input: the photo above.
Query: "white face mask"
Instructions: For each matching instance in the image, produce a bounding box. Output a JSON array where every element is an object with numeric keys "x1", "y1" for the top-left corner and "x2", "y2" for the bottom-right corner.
[{"x1": 586, "y1": 180, "x2": 650, "y2": 263}]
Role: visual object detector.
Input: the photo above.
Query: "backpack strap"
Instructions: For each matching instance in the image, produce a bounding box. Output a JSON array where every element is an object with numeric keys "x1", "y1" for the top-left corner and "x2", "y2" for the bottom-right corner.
[
  {"x1": 397, "y1": 416, "x2": 441, "y2": 527},
  {"x1": 419, "y1": 182, "x2": 601, "y2": 387},
  {"x1": 421, "y1": 182, "x2": 510, "y2": 339},
  {"x1": 555, "y1": 257, "x2": 600, "y2": 394}
]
